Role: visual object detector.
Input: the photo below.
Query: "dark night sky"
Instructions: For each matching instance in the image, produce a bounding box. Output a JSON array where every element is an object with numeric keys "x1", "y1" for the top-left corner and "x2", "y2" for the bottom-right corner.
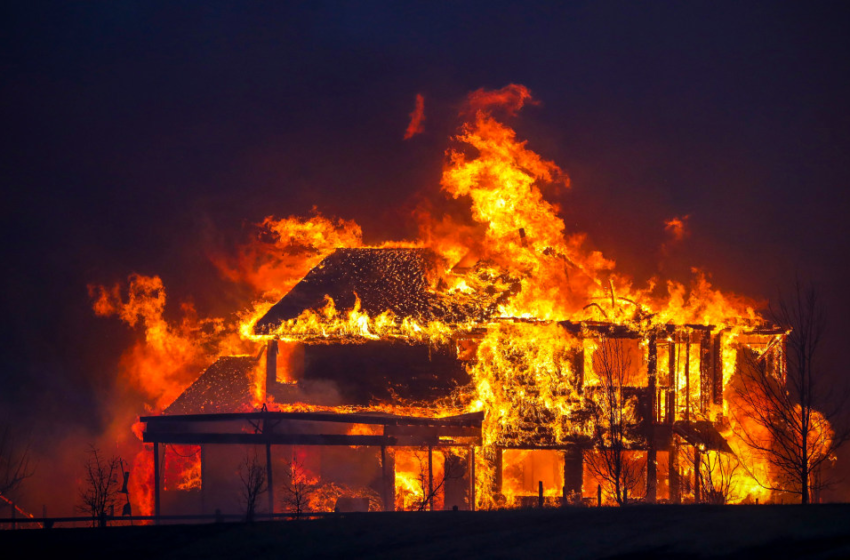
[{"x1": 2, "y1": 1, "x2": 850, "y2": 505}]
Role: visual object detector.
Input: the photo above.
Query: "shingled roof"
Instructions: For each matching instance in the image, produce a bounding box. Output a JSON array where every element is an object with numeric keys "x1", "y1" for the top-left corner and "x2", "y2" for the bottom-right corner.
[
  {"x1": 164, "y1": 356, "x2": 258, "y2": 415},
  {"x1": 253, "y1": 248, "x2": 496, "y2": 335}
]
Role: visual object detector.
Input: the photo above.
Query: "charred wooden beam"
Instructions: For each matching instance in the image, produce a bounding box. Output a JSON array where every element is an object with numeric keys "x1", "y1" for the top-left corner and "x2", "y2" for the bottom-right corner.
[
  {"x1": 428, "y1": 446, "x2": 434, "y2": 512},
  {"x1": 494, "y1": 447, "x2": 503, "y2": 495},
  {"x1": 381, "y1": 446, "x2": 394, "y2": 512},
  {"x1": 648, "y1": 334, "x2": 657, "y2": 423},
  {"x1": 389, "y1": 435, "x2": 482, "y2": 447},
  {"x1": 576, "y1": 339, "x2": 585, "y2": 393},
  {"x1": 694, "y1": 447, "x2": 702, "y2": 504},
  {"x1": 469, "y1": 446, "x2": 476, "y2": 512},
  {"x1": 143, "y1": 430, "x2": 479, "y2": 448},
  {"x1": 266, "y1": 442, "x2": 274, "y2": 516},
  {"x1": 266, "y1": 340, "x2": 278, "y2": 397},
  {"x1": 669, "y1": 340, "x2": 677, "y2": 422},
  {"x1": 142, "y1": 410, "x2": 483, "y2": 429},
  {"x1": 153, "y1": 442, "x2": 161, "y2": 524},
  {"x1": 646, "y1": 448, "x2": 657, "y2": 504},
  {"x1": 669, "y1": 443, "x2": 680, "y2": 504},
  {"x1": 143, "y1": 432, "x2": 395, "y2": 447},
  {"x1": 560, "y1": 320, "x2": 643, "y2": 338},
  {"x1": 383, "y1": 425, "x2": 480, "y2": 439},
  {"x1": 200, "y1": 445, "x2": 207, "y2": 513},
  {"x1": 713, "y1": 332, "x2": 723, "y2": 405},
  {"x1": 700, "y1": 331, "x2": 711, "y2": 414},
  {"x1": 685, "y1": 330, "x2": 691, "y2": 423}
]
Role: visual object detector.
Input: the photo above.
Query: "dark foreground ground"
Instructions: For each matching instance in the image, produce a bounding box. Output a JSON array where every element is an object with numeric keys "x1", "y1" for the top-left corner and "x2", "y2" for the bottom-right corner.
[{"x1": 3, "y1": 505, "x2": 850, "y2": 559}]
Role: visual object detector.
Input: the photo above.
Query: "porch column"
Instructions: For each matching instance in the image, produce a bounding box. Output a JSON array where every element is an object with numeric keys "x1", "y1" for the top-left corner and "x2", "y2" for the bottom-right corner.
[
  {"x1": 646, "y1": 448, "x2": 657, "y2": 504},
  {"x1": 469, "y1": 447, "x2": 476, "y2": 512},
  {"x1": 153, "y1": 442, "x2": 161, "y2": 524},
  {"x1": 428, "y1": 446, "x2": 434, "y2": 511},
  {"x1": 563, "y1": 447, "x2": 583, "y2": 503},
  {"x1": 266, "y1": 443, "x2": 274, "y2": 517},
  {"x1": 381, "y1": 446, "x2": 395, "y2": 512}
]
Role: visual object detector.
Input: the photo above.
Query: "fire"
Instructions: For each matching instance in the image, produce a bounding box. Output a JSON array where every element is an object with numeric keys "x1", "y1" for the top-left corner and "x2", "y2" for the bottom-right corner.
[
  {"x1": 212, "y1": 213, "x2": 363, "y2": 301},
  {"x1": 393, "y1": 448, "x2": 446, "y2": 511},
  {"x1": 466, "y1": 322, "x2": 588, "y2": 448},
  {"x1": 91, "y1": 83, "x2": 835, "y2": 513},
  {"x1": 245, "y1": 294, "x2": 462, "y2": 344},
  {"x1": 664, "y1": 216, "x2": 690, "y2": 242}
]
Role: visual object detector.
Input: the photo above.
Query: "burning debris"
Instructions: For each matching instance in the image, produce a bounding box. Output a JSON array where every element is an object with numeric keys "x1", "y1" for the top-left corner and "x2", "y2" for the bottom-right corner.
[{"x1": 91, "y1": 84, "x2": 835, "y2": 518}]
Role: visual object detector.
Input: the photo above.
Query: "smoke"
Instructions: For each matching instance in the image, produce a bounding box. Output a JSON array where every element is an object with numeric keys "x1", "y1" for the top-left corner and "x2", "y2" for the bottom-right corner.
[
  {"x1": 207, "y1": 212, "x2": 363, "y2": 300},
  {"x1": 660, "y1": 215, "x2": 692, "y2": 267},
  {"x1": 464, "y1": 84, "x2": 537, "y2": 116},
  {"x1": 403, "y1": 93, "x2": 425, "y2": 140},
  {"x1": 664, "y1": 215, "x2": 691, "y2": 243}
]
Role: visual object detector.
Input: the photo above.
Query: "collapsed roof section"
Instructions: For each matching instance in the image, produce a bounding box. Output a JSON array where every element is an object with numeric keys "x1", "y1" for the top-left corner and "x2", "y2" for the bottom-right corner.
[
  {"x1": 253, "y1": 248, "x2": 504, "y2": 336},
  {"x1": 164, "y1": 356, "x2": 258, "y2": 415}
]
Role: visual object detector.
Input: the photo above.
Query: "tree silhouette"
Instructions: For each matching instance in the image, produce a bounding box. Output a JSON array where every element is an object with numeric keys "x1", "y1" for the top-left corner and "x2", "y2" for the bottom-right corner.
[
  {"x1": 0, "y1": 421, "x2": 34, "y2": 498},
  {"x1": 698, "y1": 451, "x2": 740, "y2": 504},
  {"x1": 238, "y1": 449, "x2": 267, "y2": 522},
  {"x1": 281, "y1": 453, "x2": 314, "y2": 518},
  {"x1": 584, "y1": 337, "x2": 645, "y2": 505},
  {"x1": 77, "y1": 446, "x2": 123, "y2": 526},
  {"x1": 732, "y1": 280, "x2": 847, "y2": 503}
]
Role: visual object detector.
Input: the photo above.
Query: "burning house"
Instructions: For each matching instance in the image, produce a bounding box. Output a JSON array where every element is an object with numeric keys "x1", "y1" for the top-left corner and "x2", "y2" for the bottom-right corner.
[
  {"x1": 141, "y1": 245, "x2": 787, "y2": 515},
  {"x1": 99, "y1": 84, "x2": 827, "y2": 517}
]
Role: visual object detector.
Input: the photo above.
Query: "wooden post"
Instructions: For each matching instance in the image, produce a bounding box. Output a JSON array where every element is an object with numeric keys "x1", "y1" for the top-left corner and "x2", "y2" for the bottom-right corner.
[
  {"x1": 428, "y1": 446, "x2": 434, "y2": 512},
  {"x1": 646, "y1": 448, "x2": 657, "y2": 504},
  {"x1": 577, "y1": 340, "x2": 585, "y2": 391},
  {"x1": 153, "y1": 442, "x2": 161, "y2": 524},
  {"x1": 495, "y1": 447, "x2": 503, "y2": 495},
  {"x1": 648, "y1": 333, "x2": 658, "y2": 423},
  {"x1": 685, "y1": 330, "x2": 691, "y2": 423},
  {"x1": 266, "y1": 339, "x2": 278, "y2": 392},
  {"x1": 713, "y1": 332, "x2": 724, "y2": 405},
  {"x1": 538, "y1": 481, "x2": 544, "y2": 508},
  {"x1": 200, "y1": 445, "x2": 206, "y2": 514},
  {"x1": 381, "y1": 446, "x2": 389, "y2": 511},
  {"x1": 670, "y1": 340, "x2": 677, "y2": 421},
  {"x1": 597, "y1": 484, "x2": 602, "y2": 507},
  {"x1": 669, "y1": 443, "x2": 680, "y2": 504},
  {"x1": 266, "y1": 443, "x2": 274, "y2": 517},
  {"x1": 693, "y1": 447, "x2": 701, "y2": 504},
  {"x1": 700, "y1": 331, "x2": 710, "y2": 415},
  {"x1": 469, "y1": 447, "x2": 476, "y2": 512},
  {"x1": 385, "y1": 447, "x2": 396, "y2": 511}
]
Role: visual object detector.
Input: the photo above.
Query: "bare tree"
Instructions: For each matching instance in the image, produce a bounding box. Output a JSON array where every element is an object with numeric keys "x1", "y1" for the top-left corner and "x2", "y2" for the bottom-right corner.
[
  {"x1": 77, "y1": 446, "x2": 123, "y2": 526},
  {"x1": 0, "y1": 421, "x2": 35, "y2": 498},
  {"x1": 410, "y1": 448, "x2": 466, "y2": 511},
  {"x1": 732, "y1": 280, "x2": 846, "y2": 503},
  {"x1": 238, "y1": 450, "x2": 267, "y2": 522},
  {"x1": 584, "y1": 337, "x2": 645, "y2": 505},
  {"x1": 698, "y1": 451, "x2": 740, "y2": 504},
  {"x1": 281, "y1": 453, "x2": 313, "y2": 518}
]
